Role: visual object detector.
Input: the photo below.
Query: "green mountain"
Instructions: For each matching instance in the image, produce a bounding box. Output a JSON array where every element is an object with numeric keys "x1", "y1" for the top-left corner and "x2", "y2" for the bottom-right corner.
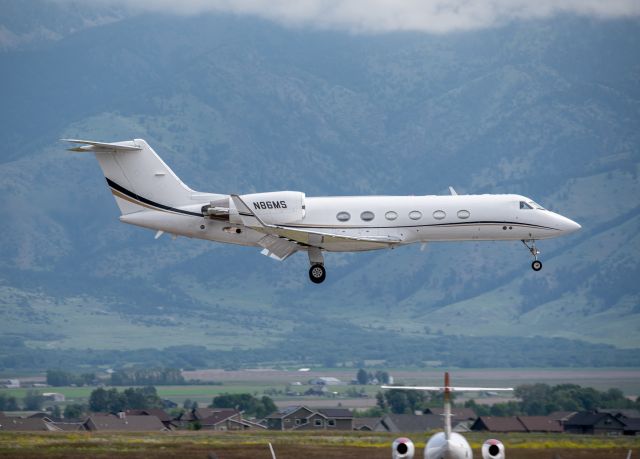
[{"x1": 1, "y1": 3, "x2": 639, "y2": 369}]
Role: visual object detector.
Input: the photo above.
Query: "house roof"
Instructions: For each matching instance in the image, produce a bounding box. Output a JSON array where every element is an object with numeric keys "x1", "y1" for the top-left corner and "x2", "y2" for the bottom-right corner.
[
  {"x1": 199, "y1": 410, "x2": 240, "y2": 426},
  {"x1": 52, "y1": 422, "x2": 86, "y2": 431},
  {"x1": 565, "y1": 412, "x2": 624, "y2": 427},
  {"x1": 317, "y1": 408, "x2": 353, "y2": 419},
  {"x1": 548, "y1": 411, "x2": 578, "y2": 422},
  {"x1": 598, "y1": 409, "x2": 640, "y2": 419},
  {"x1": 353, "y1": 417, "x2": 381, "y2": 430},
  {"x1": 85, "y1": 414, "x2": 166, "y2": 431},
  {"x1": 126, "y1": 409, "x2": 172, "y2": 423},
  {"x1": 518, "y1": 416, "x2": 563, "y2": 432},
  {"x1": 0, "y1": 417, "x2": 60, "y2": 431},
  {"x1": 381, "y1": 414, "x2": 443, "y2": 433},
  {"x1": 266, "y1": 406, "x2": 313, "y2": 419},
  {"x1": 471, "y1": 417, "x2": 527, "y2": 433},
  {"x1": 622, "y1": 418, "x2": 640, "y2": 431},
  {"x1": 180, "y1": 408, "x2": 237, "y2": 422}
]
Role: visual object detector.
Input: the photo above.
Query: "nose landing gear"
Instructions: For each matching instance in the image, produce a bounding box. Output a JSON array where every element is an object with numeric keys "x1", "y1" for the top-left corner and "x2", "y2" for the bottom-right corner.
[{"x1": 522, "y1": 239, "x2": 542, "y2": 271}]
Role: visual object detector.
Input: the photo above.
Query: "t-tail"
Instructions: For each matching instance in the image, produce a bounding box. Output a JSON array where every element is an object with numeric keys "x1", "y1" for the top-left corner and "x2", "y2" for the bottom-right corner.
[
  {"x1": 63, "y1": 139, "x2": 196, "y2": 215},
  {"x1": 382, "y1": 372, "x2": 513, "y2": 459}
]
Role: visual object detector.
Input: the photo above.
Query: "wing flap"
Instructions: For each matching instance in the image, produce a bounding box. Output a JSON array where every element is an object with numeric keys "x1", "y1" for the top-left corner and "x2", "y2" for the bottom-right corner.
[{"x1": 258, "y1": 235, "x2": 298, "y2": 261}]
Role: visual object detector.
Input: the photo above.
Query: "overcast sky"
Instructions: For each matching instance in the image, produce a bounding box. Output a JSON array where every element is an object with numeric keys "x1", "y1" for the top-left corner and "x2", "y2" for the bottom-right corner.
[{"x1": 73, "y1": 0, "x2": 640, "y2": 33}]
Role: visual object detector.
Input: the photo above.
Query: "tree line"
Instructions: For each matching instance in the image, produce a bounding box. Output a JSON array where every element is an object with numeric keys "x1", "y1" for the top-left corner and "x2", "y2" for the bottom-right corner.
[{"x1": 373, "y1": 382, "x2": 640, "y2": 416}]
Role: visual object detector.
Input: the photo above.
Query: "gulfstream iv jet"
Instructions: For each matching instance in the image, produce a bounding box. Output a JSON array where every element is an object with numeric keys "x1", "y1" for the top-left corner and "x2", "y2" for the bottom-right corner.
[
  {"x1": 385, "y1": 373, "x2": 511, "y2": 459},
  {"x1": 66, "y1": 139, "x2": 581, "y2": 284}
]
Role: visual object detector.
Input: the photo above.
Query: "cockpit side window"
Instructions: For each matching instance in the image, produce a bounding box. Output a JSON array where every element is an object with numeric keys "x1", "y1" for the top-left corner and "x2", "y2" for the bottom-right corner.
[
  {"x1": 529, "y1": 201, "x2": 545, "y2": 210},
  {"x1": 520, "y1": 201, "x2": 533, "y2": 210}
]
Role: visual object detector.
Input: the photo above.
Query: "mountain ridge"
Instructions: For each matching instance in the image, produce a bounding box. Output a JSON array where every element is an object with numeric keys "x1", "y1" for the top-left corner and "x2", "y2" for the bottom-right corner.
[{"x1": 0, "y1": 6, "x2": 638, "y2": 368}]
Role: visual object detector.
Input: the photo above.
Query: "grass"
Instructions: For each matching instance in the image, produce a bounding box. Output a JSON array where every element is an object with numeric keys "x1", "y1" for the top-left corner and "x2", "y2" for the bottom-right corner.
[{"x1": 0, "y1": 431, "x2": 638, "y2": 459}]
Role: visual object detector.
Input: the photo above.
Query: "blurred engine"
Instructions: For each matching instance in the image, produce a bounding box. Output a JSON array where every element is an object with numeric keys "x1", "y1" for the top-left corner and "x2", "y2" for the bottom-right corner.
[
  {"x1": 482, "y1": 439, "x2": 505, "y2": 459},
  {"x1": 392, "y1": 437, "x2": 415, "y2": 459}
]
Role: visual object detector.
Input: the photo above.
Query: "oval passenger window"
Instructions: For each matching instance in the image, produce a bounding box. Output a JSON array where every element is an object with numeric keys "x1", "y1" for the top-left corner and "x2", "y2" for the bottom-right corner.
[
  {"x1": 336, "y1": 212, "x2": 350, "y2": 222},
  {"x1": 457, "y1": 210, "x2": 470, "y2": 219},
  {"x1": 385, "y1": 211, "x2": 398, "y2": 221},
  {"x1": 409, "y1": 211, "x2": 422, "y2": 220},
  {"x1": 360, "y1": 211, "x2": 375, "y2": 221},
  {"x1": 433, "y1": 210, "x2": 446, "y2": 220}
]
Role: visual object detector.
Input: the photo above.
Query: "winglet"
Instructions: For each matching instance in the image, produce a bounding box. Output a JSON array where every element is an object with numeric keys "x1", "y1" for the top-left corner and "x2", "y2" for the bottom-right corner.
[{"x1": 230, "y1": 194, "x2": 269, "y2": 228}]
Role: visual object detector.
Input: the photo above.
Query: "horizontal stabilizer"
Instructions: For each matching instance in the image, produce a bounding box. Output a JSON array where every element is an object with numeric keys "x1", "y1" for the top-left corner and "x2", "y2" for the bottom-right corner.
[
  {"x1": 61, "y1": 138, "x2": 142, "y2": 152},
  {"x1": 382, "y1": 385, "x2": 513, "y2": 392}
]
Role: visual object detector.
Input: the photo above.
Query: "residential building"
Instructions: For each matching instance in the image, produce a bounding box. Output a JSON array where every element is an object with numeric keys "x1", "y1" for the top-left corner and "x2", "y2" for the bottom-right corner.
[
  {"x1": 563, "y1": 412, "x2": 626, "y2": 435},
  {"x1": 265, "y1": 406, "x2": 353, "y2": 430},
  {"x1": 375, "y1": 414, "x2": 442, "y2": 433}
]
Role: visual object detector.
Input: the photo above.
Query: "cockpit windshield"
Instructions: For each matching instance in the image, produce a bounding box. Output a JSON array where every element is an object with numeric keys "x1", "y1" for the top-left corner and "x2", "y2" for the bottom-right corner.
[{"x1": 520, "y1": 200, "x2": 545, "y2": 210}]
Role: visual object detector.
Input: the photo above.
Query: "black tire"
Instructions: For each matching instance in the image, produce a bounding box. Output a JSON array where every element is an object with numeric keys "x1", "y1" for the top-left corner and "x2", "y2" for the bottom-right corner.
[
  {"x1": 309, "y1": 264, "x2": 326, "y2": 284},
  {"x1": 532, "y1": 260, "x2": 542, "y2": 271}
]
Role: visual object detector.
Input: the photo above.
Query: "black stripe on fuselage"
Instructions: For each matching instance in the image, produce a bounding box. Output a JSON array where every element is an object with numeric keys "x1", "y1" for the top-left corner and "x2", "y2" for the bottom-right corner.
[
  {"x1": 280, "y1": 221, "x2": 561, "y2": 232},
  {"x1": 106, "y1": 178, "x2": 202, "y2": 217}
]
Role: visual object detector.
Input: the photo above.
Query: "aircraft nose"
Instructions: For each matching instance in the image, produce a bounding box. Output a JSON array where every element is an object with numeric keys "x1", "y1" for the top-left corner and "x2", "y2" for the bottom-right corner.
[{"x1": 556, "y1": 214, "x2": 581, "y2": 233}]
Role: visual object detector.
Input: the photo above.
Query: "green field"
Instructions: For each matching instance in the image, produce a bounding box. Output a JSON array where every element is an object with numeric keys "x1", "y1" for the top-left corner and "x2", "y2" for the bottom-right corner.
[
  {"x1": 0, "y1": 431, "x2": 638, "y2": 459},
  {"x1": 2, "y1": 367, "x2": 639, "y2": 413}
]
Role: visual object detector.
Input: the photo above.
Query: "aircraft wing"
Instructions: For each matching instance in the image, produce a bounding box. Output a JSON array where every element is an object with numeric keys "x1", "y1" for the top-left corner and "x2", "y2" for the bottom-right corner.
[{"x1": 230, "y1": 194, "x2": 401, "y2": 247}]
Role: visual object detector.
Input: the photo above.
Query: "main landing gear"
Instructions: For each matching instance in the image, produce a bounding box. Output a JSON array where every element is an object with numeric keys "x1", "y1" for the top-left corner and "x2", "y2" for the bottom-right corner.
[
  {"x1": 308, "y1": 247, "x2": 326, "y2": 284},
  {"x1": 522, "y1": 239, "x2": 542, "y2": 271}
]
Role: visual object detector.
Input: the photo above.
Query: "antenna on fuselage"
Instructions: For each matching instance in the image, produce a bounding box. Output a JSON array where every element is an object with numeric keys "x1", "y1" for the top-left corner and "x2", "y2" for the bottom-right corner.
[{"x1": 448, "y1": 186, "x2": 458, "y2": 196}]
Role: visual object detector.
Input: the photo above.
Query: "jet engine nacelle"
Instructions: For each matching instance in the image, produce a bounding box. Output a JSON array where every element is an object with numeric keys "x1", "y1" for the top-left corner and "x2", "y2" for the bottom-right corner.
[
  {"x1": 392, "y1": 437, "x2": 415, "y2": 459},
  {"x1": 229, "y1": 191, "x2": 306, "y2": 225},
  {"x1": 482, "y1": 439, "x2": 505, "y2": 459}
]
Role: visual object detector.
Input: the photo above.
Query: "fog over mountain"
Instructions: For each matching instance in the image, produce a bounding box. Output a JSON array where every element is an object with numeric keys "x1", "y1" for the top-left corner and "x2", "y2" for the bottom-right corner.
[{"x1": 0, "y1": 1, "x2": 639, "y2": 369}]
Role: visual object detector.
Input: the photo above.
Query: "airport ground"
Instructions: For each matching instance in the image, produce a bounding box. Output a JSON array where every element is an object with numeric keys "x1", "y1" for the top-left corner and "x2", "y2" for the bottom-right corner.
[{"x1": 0, "y1": 431, "x2": 638, "y2": 459}]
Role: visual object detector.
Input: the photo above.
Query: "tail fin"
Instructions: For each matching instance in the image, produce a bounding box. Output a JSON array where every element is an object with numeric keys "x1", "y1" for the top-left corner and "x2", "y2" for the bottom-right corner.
[{"x1": 64, "y1": 139, "x2": 194, "y2": 215}]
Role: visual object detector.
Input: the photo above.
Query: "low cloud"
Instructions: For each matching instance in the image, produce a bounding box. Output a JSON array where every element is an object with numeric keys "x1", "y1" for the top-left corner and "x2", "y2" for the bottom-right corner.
[{"x1": 58, "y1": 0, "x2": 640, "y2": 33}]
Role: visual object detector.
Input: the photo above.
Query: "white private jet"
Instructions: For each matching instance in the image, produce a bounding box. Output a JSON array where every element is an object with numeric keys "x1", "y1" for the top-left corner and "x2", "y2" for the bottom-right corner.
[
  {"x1": 384, "y1": 372, "x2": 511, "y2": 459},
  {"x1": 65, "y1": 138, "x2": 581, "y2": 283}
]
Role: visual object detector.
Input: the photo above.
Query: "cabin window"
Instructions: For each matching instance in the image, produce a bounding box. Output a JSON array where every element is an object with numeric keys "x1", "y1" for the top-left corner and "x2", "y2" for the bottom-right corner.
[
  {"x1": 336, "y1": 211, "x2": 351, "y2": 222},
  {"x1": 328, "y1": 419, "x2": 336, "y2": 426},
  {"x1": 315, "y1": 419, "x2": 323, "y2": 426},
  {"x1": 433, "y1": 210, "x2": 446, "y2": 220},
  {"x1": 360, "y1": 211, "x2": 375, "y2": 221},
  {"x1": 295, "y1": 419, "x2": 301, "y2": 425},
  {"x1": 520, "y1": 201, "x2": 533, "y2": 210},
  {"x1": 409, "y1": 211, "x2": 422, "y2": 220},
  {"x1": 385, "y1": 211, "x2": 398, "y2": 221},
  {"x1": 457, "y1": 210, "x2": 470, "y2": 219}
]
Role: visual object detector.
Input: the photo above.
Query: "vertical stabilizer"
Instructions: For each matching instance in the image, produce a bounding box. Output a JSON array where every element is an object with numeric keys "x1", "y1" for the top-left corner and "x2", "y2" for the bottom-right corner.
[
  {"x1": 443, "y1": 372, "x2": 452, "y2": 440},
  {"x1": 64, "y1": 139, "x2": 195, "y2": 215}
]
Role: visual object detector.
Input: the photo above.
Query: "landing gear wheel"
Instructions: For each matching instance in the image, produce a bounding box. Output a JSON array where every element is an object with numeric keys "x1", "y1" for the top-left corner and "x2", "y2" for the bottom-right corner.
[
  {"x1": 309, "y1": 264, "x2": 326, "y2": 284},
  {"x1": 531, "y1": 260, "x2": 542, "y2": 271}
]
